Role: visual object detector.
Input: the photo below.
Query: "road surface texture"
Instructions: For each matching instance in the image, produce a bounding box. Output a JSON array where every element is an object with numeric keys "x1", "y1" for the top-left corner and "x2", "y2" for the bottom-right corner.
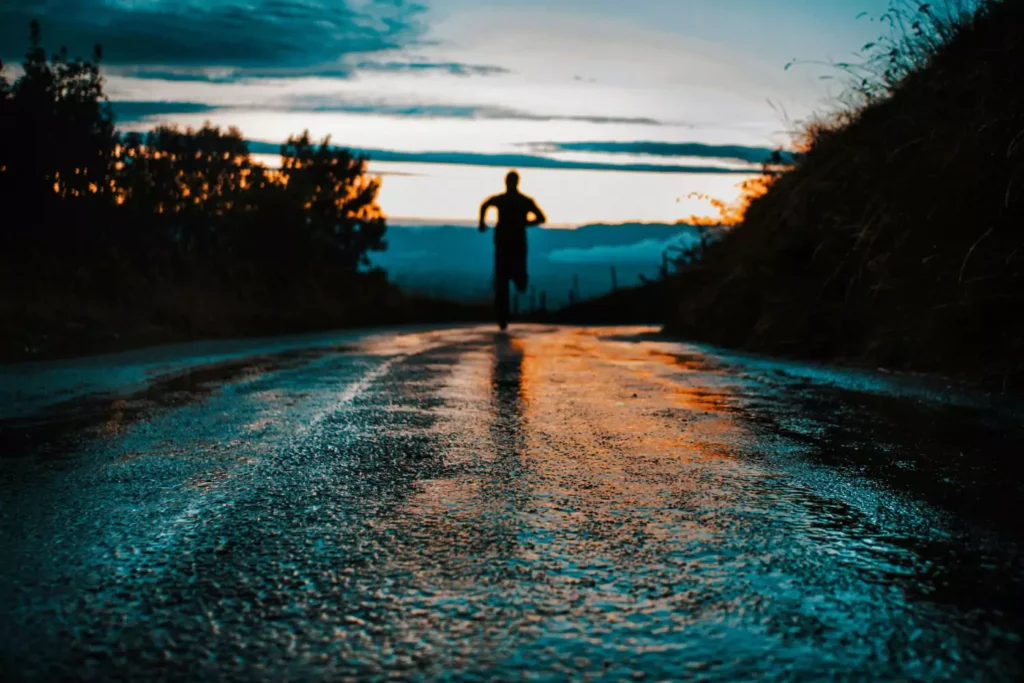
[{"x1": 2, "y1": 325, "x2": 1023, "y2": 681}]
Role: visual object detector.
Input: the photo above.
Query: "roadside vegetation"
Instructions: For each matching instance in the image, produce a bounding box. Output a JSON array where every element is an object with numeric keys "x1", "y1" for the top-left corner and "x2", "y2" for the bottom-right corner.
[
  {"x1": 667, "y1": 0, "x2": 1024, "y2": 387},
  {"x1": 0, "y1": 23, "x2": 480, "y2": 361}
]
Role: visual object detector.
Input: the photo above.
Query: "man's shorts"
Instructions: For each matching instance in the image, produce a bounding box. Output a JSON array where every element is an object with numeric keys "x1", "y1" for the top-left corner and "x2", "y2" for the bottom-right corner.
[{"x1": 495, "y1": 245, "x2": 528, "y2": 293}]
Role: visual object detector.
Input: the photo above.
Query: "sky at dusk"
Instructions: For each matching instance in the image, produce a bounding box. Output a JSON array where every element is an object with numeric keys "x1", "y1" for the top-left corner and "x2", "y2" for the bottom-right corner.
[{"x1": 1, "y1": 0, "x2": 894, "y2": 225}]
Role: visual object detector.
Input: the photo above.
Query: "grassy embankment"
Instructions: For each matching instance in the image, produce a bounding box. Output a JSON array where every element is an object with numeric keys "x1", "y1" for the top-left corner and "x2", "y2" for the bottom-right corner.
[
  {"x1": 664, "y1": 0, "x2": 1023, "y2": 387},
  {"x1": 1, "y1": 266, "x2": 488, "y2": 362}
]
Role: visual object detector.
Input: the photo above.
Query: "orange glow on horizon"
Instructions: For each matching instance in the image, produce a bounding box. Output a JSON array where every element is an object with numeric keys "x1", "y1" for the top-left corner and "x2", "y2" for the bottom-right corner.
[{"x1": 685, "y1": 173, "x2": 775, "y2": 226}]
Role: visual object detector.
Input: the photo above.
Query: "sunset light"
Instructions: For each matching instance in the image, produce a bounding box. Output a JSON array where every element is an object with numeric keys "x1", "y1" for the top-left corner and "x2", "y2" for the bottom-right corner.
[
  {"x1": 5, "y1": 0, "x2": 1020, "y2": 680},
  {"x1": 0, "y1": 0, "x2": 899, "y2": 225}
]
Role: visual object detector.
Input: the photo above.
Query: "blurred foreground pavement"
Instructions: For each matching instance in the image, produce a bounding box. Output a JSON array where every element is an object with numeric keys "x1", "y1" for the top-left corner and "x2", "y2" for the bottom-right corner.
[{"x1": 2, "y1": 325, "x2": 1023, "y2": 681}]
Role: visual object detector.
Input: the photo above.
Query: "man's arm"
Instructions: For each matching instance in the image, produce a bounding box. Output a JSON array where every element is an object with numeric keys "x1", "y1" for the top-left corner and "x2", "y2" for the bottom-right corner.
[
  {"x1": 527, "y1": 199, "x2": 547, "y2": 227},
  {"x1": 479, "y1": 196, "x2": 496, "y2": 232}
]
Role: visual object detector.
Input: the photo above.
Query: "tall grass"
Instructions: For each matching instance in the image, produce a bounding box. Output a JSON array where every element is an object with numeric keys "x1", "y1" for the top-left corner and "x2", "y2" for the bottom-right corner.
[
  {"x1": 667, "y1": 0, "x2": 1024, "y2": 386},
  {"x1": 788, "y1": 0, "x2": 984, "y2": 150},
  {"x1": 846, "y1": 0, "x2": 981, "y2": 99}
]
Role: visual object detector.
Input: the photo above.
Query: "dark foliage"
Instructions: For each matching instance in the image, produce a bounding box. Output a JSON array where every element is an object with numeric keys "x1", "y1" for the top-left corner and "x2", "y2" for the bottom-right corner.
[
  {"x1": 0, "y1": 23, "x2": 411, "y2": 360},
  {"x1": 667, "y1": 0, "x2": 1024, "y2": 388},
  {"x1": 550, "y1": 282, "x2": 667, "y2": 325}
]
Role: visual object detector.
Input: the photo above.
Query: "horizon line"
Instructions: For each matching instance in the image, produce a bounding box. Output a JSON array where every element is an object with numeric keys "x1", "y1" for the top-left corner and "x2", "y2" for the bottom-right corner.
[{"x1": 386, "y1": 217, "x2": 702, "y2": 229}]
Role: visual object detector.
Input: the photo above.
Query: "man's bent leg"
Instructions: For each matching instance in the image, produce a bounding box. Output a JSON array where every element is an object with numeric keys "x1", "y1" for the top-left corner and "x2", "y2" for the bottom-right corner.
[
  {"x1": 512, "y1": 266, "x2": 528, "y2": 295},
  {"x1": 509, "y1": 243, "x2": 529, "y2": 295}
]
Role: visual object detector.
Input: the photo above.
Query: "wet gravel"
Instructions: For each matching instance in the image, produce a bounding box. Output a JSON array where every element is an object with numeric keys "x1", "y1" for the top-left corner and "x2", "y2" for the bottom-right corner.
[{"x1": 1, "y1": 325, "x2": 1023, "y2": 681}]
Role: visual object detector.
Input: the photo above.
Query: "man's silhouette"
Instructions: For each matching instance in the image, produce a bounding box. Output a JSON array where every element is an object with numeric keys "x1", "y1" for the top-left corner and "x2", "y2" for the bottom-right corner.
[{"x1": 479, "y1": 171, "x2": 547, "y2": 330}]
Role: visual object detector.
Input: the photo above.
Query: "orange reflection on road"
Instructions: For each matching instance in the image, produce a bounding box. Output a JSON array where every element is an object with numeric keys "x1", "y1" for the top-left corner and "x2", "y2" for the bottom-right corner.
[
  {"x1": 392, "y1": 326, "x2": 763, "y2": 584},
  {"x1": 508, "y1": 327, "x2": 755, "y2": 548}
]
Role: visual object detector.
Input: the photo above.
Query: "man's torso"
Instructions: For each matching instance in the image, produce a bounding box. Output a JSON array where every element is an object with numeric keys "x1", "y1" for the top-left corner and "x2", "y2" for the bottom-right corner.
[{"x1": 491, "y1": 192, "x2": 536, "y2": 246}]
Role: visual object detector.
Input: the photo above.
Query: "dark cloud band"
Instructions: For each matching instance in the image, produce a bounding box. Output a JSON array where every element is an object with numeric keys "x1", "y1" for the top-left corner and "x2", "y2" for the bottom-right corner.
[
  {"x1": 354, "y1": 61, "x2": 510, "y2": 77},
  {"x1": 112, "y1": 59, "x2": 510, "y2": 83},
  {"x1": 110, "y1": 101, "x2": 220, "y2": 119},
  {"x1": 112, "y1": 99, "x2": 665, "y2": 127},
  {"x1": 0, "y1": 0, "x2": 425, "y2": 68},
  {"x1": 286, "y1": 98, "x2": 663, "y2": 125},
  {"x1": 110, "y1": 66, "x2": 354, "y2": 83},
  {"x1": 531, "y1": 141, "x2": 793, "y2": 164},
  {"x1": 245, "y1": 141, "x2": 758, "y2": 174}
]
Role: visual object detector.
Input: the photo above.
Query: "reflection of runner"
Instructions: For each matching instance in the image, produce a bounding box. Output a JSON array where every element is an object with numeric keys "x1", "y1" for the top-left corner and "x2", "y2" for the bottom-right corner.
[{"x1": 479, "y1": 171, "x2": 547, "y2": 330}]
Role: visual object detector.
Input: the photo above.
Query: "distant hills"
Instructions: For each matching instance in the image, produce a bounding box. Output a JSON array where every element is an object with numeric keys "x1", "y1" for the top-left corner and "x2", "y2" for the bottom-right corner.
[{"x1": 372, "y1": 222, "x2": 700, "y2": 308}]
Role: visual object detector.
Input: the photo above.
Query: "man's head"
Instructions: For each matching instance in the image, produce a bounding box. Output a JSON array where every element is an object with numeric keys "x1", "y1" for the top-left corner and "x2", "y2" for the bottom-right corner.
[{"x1": 505, "y1": 170, "x2": 520, "y2": 192}]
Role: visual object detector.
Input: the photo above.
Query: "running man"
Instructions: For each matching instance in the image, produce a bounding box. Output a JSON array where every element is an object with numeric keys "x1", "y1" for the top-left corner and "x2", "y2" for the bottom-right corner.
[{"x1": 479, "y1": 171, "x2": 547, "y2": 330}]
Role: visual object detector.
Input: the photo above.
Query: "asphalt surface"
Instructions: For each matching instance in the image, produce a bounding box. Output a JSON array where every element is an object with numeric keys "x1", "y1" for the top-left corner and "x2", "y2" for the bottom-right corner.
[{"x1": 1, "y1": 324, "x2": 1023, "y2": 681}]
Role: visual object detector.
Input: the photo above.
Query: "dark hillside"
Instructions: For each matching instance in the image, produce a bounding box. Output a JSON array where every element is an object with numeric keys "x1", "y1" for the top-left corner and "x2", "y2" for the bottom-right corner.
[{"x1": 666, "y1": 0, "x2": 1024, "y2": 387}]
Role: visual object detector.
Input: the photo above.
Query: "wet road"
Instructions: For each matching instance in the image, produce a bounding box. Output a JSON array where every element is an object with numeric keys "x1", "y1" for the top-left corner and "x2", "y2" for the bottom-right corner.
[{"x1": 2, "y1": 325, "x2": 1023, "y2": 681}]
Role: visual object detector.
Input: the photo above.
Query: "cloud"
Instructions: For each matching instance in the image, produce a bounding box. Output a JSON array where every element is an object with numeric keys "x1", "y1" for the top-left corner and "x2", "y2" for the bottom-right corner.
[
  {"x1": 532, "y1": 141, "x2": 793, "y2": 164},
  {"x1": 244, "y1": 140, "x2": 758, "y2": 174},
  {"x1": 110, "y1": 66, "x2": 356, "y2": 83},
  {"x1": 0, "y1": 1, "x2": 425, "y2": 69},
  {"x1": 110, "y1": 68, "x2": 244, "y2": 84},
  {"x1": 281, "y1": 97, "x2": 665, "y2": 125},
  {"x1": 108, "y1": 59, "x2": 508, "y2": 83},
  {"x1": 354, "y1": 60, "x2": 510, "y2": 77},
  {"x1": 110, "y1": 96, "x2": 665, "y2": 126},
  {"x1": 110, "y1": 101, "x2": 220, "y2": 121}
]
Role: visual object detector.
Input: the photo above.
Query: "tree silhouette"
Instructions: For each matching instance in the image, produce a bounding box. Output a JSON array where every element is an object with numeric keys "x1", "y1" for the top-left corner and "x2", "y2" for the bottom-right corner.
[
  {"x1": 1, "y1": 22, "x2": 395, "y2": 353},
  {"x1": 279, "y1": 132, "x2": 387, "y2": 270}
]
